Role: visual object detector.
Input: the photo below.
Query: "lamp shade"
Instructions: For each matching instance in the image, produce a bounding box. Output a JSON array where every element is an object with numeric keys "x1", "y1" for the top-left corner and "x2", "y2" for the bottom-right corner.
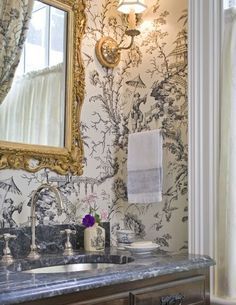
[{"x1": 117, "y1": 0, "x2": 147, "y2": 14}]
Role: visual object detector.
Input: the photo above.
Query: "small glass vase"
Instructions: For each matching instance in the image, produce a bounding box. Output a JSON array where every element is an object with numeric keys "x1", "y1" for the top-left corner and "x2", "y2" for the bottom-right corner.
[{"x1": 84, "y1": 223, "x2": 105, "y2": 251}]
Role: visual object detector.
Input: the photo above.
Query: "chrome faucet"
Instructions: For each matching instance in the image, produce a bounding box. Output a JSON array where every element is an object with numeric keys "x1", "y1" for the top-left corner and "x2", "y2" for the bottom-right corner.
[{"x1": 27, "y1": 183, "x2": 64, "y2": 259}]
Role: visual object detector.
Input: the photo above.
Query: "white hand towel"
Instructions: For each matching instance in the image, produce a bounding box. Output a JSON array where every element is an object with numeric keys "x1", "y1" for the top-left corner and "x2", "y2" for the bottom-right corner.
[{"x1": 127, "y1": 129, "x2": 163, "y2": 203}]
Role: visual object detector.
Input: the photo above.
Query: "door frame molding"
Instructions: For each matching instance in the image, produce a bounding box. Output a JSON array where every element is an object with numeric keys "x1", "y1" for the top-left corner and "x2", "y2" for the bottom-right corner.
[{"x1": 188, "y1": 0, "x2": 222, "y2": 293}]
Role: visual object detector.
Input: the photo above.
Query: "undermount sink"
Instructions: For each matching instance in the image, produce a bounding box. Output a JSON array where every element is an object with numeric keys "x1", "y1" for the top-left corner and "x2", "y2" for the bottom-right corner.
[
  {"x1": 9, "y1": 254, "x2": 134, "y2": 274},
  {"x1": 23, "y1": 263, "x2": 118, "y2": 274}
]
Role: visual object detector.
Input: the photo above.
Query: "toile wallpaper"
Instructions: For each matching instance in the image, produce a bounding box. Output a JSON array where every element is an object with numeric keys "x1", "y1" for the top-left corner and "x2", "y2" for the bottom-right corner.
[{"x1": 0, "y1": 0, "x2": 188, "y2": 252}]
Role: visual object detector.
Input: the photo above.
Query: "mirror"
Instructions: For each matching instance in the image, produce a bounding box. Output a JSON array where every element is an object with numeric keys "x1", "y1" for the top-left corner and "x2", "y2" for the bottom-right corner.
[
  {"x1": 0, "y1": 0, "x2": 86, "y2": 175},
  {"x1": 0, "y1": 1, "x2": 67, "y2": 148}
]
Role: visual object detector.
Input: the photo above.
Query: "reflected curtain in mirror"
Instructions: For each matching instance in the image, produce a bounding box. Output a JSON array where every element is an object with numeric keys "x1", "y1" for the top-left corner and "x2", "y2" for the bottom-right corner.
[
  {"x1": 0, "y1": 63, "x2": 65, "y2": 147},
  {"x1": 0, "y1": 0, "x2": 86, "y2": 175},
  {"x1": 0, "y1": 0, "x2": 67, "y2": 147},
  {"x1": 0, "y1": 0, "x2": 34, "y2": 104}
]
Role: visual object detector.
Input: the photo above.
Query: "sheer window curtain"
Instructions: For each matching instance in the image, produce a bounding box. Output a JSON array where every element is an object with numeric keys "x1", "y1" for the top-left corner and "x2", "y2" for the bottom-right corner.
[
  {"x1": 0, "y1": 0, "x2": 34, "y2": 104},
  {"x1": 0, "y1": 63, "x2": 65, "y2": 147},
  {"x1": 216, "y1": 3, "x2": 236, "y2": 301}
]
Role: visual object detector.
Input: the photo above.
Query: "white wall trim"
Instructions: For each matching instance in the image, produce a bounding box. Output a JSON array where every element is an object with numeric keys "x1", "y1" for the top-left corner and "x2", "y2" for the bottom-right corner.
[
  {"x1": 211, "y1": 296, "x2": 236, "y2": 305},
  {"x1": 188, "y1": 0, "x2": 222, "y2": 295}
]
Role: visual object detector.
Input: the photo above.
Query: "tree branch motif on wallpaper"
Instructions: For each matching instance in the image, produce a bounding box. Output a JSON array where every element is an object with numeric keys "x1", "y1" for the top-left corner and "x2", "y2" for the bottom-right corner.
[
  {"x1": 0, "y1": 0, "x2": 188, "y2": 252},
  {"x1": 82, "y1": 0, "x2": 188, "y2": 247}
]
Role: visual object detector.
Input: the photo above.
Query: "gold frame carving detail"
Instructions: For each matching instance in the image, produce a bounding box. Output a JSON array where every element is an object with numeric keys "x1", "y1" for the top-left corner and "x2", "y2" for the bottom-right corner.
[{"x1": 0, "y1": 0, "x2": 86, "y2": 176}]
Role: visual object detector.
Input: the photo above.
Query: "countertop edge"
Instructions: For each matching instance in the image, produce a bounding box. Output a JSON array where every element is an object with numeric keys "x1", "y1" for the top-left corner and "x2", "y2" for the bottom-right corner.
[{"x1": 0, "y1": 255, "x2": 215, "y2": 305}]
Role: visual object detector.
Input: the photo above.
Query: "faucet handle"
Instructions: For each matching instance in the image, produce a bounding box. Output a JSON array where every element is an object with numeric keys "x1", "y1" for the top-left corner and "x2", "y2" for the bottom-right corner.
[
  {"x1": 0, "y1": 233, "x2": 17, "y2": 264},
  {"x1": 60, "y1": 229, "x2": 76, "y2": 256},
  {"x1": 60, "y1": 228, "x2": 76, "y2": 237}
]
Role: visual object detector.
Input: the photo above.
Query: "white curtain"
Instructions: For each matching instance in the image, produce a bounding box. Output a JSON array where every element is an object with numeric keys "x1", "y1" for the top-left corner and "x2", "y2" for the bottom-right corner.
[
  {"x1": 0, "y1": 63, "x2": 65, "y2": 147},
  {"x1": 0, "y1": 0, "x2": 34, "y2": 104},
  {"x1": 216, "y1": 7, "x2": 236, "y2": 299}
]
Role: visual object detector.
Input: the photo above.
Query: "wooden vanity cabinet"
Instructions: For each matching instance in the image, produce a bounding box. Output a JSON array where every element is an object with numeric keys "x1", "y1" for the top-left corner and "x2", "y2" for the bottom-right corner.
[
  {"x1": 22, "y1": 268, "x2": 210, "y2": 305},
  {"x1": 130, "y1": 275, "x2": 207, "y2": 305}
]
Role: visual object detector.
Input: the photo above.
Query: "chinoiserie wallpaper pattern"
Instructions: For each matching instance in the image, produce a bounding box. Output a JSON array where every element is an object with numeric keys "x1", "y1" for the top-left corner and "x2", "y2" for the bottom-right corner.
[{"x1": 0, "y1": 0, "x2": 188, "y2": 252}]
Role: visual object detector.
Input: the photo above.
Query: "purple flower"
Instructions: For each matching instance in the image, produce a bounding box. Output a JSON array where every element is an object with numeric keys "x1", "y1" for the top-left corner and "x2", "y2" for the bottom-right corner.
[{"x1": 82, "y1": 214, "x2": 95, "y2": 227}]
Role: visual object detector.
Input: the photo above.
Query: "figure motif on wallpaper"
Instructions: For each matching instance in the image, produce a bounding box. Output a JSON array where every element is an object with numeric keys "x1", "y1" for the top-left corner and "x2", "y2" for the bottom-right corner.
[
  {"x1": 0, "y1": 176, "x2": 23, "y2": 228},
  {"x1": 126, "y1": 74, "x2": 146, "y2": 129},
  {"x1": 130, "y1": 93, "x2": 147, "y2": 132},
  {"x1": 1, "y1": 198, "x2": 23, "y2": 228},
  {"x1": 83, "y1": 0, "x2": 188, "y2": 249}
]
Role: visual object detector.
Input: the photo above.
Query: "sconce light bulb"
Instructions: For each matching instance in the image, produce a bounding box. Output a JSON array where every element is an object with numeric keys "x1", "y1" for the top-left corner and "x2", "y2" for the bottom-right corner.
[{"x1": 128, "y1": 10, "x2": 137, "y2": 29}]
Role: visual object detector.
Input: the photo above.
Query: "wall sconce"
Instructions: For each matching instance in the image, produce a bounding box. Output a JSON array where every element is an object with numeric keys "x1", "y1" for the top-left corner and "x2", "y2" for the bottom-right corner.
[{"x1": 95, "y1": 0, "x2": 147, "y2": 68}]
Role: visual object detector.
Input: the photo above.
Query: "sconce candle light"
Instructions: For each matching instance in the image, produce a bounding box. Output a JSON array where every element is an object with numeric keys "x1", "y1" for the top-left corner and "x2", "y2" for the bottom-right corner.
[{"x1": 95, "y1": 0, "x2": 147, "y2": 68}]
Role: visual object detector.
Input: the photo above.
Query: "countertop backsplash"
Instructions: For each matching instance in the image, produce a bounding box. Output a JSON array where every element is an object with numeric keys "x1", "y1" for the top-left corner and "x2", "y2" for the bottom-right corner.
[{"x1": 0, "y1": 223, "x2": 110, "y2": 258}]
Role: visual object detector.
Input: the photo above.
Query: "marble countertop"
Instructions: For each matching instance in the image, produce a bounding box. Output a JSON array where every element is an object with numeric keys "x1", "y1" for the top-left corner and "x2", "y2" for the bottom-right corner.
[{"x1": 0, "y1": 248, "x2": 215, "y2": 305}]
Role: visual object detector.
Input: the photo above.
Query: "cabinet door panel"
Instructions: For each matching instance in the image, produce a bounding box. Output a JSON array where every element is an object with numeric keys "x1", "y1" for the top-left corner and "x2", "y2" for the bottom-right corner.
[{"x1": 130, "y1": 276, "x2": 206, "y2": 305}]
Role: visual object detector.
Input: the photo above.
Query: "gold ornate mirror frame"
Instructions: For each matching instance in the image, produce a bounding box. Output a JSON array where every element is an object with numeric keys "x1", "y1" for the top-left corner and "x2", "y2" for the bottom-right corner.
[{"x1": 0, "y1": 0, "x2": 86, "y2": 176}]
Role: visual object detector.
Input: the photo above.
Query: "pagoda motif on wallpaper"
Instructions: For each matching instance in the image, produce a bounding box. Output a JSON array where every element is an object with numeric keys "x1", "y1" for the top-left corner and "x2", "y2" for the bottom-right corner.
[{"x1": 0, "y1": 0, "x2": 188, "y2": 252}]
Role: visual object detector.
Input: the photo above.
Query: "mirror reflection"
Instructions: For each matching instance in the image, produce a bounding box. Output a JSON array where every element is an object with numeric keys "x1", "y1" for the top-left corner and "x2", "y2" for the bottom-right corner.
[{"x1": 0, "y1": 0, "x2": 67, "y2": 148}]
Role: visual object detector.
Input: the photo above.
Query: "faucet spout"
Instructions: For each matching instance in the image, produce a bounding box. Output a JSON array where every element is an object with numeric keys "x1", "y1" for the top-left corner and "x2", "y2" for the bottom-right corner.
[{"x1": 27, "y1": 183, "x2": 64, "y2": 259}]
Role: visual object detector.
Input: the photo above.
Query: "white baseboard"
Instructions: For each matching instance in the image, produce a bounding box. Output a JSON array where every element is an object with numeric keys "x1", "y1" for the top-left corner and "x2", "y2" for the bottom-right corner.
[{"x1": 211, "y1": 296, "x2": 236, "y2": 305}]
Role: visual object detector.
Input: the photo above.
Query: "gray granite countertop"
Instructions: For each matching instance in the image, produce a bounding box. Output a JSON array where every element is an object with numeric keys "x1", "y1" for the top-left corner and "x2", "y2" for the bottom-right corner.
[{"x1": 0, "y1": 248, "x2": 215, "y2": 305}]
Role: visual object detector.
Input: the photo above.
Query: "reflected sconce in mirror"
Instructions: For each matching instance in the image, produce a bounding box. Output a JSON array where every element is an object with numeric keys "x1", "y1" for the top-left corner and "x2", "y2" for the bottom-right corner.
[{"x1": 95, "y1": 0, "x2": 147, "y2": 68}]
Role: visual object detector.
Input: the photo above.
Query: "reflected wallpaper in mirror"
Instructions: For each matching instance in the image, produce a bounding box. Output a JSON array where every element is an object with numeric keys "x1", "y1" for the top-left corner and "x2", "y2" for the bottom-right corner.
[{"x1": 0, "y1": 1, "x2": 67, "y2": 148}]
